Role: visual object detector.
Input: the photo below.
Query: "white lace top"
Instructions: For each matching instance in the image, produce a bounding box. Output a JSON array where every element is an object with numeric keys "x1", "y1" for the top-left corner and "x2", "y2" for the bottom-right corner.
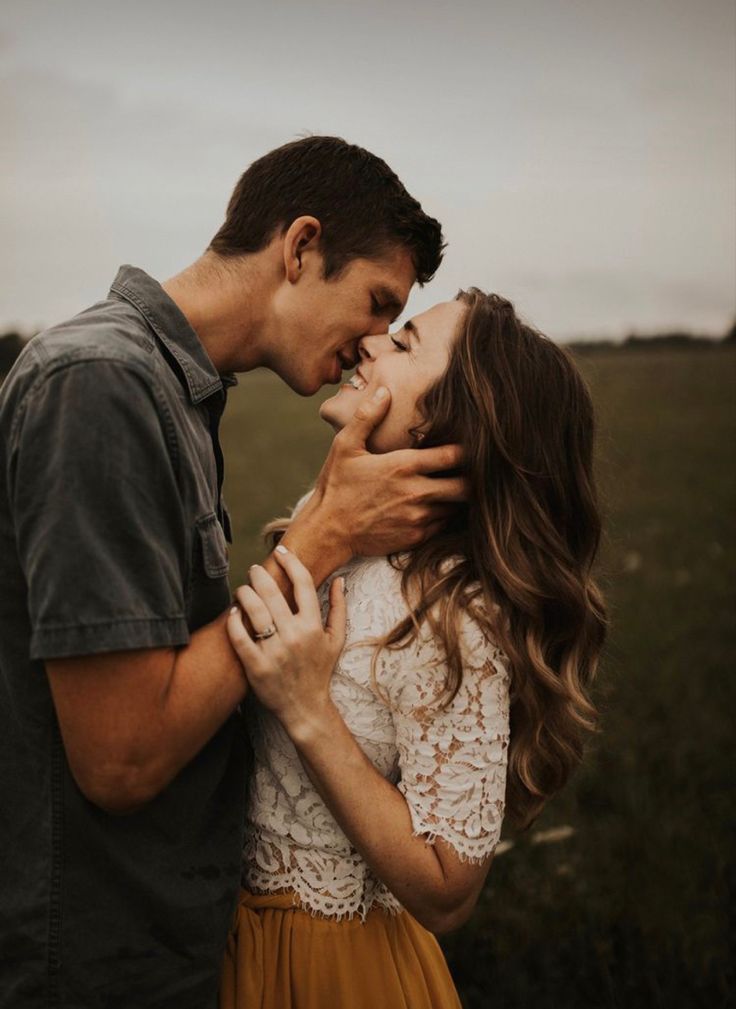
[{"x1": 242, "y1": 551, "x2": 511, "y2": 921}]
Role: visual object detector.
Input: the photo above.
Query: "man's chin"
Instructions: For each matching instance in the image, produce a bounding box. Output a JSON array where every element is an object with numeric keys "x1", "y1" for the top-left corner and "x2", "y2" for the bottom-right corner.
[{"x1": 280, "y1": 371, "x2": 322, "y2": 397}]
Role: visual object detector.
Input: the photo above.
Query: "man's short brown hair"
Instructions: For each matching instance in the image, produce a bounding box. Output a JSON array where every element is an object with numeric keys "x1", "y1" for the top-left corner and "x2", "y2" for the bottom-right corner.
[{"x1": 209, "y1": 136, "x2": 445, "y2": 284}]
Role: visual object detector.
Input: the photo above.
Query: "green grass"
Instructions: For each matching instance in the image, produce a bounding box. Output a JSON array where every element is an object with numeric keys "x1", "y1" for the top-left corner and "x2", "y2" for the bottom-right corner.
[{"x1": 221, "y1": 346, "x2": 736, "y2": 1008}]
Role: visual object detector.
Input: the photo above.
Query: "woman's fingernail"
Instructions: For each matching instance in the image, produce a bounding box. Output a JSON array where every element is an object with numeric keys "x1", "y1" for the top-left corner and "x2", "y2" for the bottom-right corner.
[
  {"x1": 275, "y1": 544, "x2": 288, "y2": 555},
  {"x1": 230, "y1": 605, "x2": 239, "y2": 615},
  {"x1": 338, "y1": 576, "x2": 345, "y2": 591},
  {"x1": 373, "y1": 386, "x2": 388, "y2": 401}
]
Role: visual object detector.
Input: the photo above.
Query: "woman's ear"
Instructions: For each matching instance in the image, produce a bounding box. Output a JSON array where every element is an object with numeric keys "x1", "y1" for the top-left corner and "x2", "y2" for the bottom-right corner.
[{"x1": 282, "y1": 216, "x2": 322, "y2": 284}]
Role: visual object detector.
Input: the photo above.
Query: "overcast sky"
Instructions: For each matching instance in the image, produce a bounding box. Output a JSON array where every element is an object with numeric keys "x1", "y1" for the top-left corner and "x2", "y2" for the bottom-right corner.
[{"x1": 2, "y1": 0, "x2": 734, "y2": 339}]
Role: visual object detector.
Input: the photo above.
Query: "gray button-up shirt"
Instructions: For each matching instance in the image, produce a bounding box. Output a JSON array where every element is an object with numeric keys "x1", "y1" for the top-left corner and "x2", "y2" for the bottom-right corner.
[{"x1": 0, "y1": 266, "x2": 247, "y2": 1008}]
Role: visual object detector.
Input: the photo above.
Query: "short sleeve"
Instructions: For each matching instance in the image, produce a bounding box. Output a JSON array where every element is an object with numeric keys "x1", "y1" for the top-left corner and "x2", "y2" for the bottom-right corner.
[
  {"x1": 382, "y1": 611, "x2": 511, "y2": 863},
  {"x1": 9, "y1": 358, "x2": 190, "y2": 659}
]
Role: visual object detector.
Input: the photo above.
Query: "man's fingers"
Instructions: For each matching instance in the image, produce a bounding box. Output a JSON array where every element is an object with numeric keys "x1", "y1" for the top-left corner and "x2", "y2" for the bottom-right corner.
[
  {"x1": 408, "y1": 443, "x2": 464, "y2": 475},
  {"x1": 272, "y1": 547, "x2": 321, "y2": 622},
  {"x1": 337, "y1": 386, "x2": 391, "y2": 451},
  {"x1": 422, "y1": 502, "x2": 456, "y2": 524},
  {"x1": 416, "y1": 520, "x2": 447, "y2": 544},
  {"x1": 418, "y1": 475, "x2": 468, "y2": 504}
]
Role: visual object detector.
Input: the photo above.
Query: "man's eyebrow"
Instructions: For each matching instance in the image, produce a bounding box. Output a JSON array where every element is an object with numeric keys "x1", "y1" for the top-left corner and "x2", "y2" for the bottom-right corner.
[{"x1": 404, "y1": 318, "x2": 421, "y2": 343}]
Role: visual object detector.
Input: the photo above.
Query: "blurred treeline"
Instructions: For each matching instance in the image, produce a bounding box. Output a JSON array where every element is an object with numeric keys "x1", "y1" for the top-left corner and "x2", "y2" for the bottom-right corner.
[
  {"x1": 1, "y1": 321, "x2": 736, "y2": 378},
  {"x1": 0, "y1": 331, "x2": 28, "y2": 375}
]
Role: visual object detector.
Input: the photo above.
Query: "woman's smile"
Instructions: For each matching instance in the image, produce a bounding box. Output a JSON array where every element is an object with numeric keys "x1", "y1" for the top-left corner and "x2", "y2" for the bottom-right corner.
[
  {"x1": 322, "y1": 301, "x2": 465, "y2": 453},
  {"x1": 345, "y1": 368, "x2": 369, "y2": 391}
]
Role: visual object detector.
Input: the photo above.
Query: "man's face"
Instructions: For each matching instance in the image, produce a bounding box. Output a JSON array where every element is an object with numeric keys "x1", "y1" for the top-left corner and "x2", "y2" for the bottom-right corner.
[{"x1": 268, "y1": 245, "x2": 417, "y2": 396}]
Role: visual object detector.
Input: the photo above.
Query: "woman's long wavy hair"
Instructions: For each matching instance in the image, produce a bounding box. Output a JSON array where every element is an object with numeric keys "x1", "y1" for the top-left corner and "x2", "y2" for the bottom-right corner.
[{"x1": 270, "y1": 289, "x2": 607, "y2": 830}]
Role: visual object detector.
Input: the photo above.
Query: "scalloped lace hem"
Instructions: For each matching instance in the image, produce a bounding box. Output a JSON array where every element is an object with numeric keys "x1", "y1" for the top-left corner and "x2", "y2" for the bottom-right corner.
[
  {"x1": 409, "y1": 823, "x2": 501, "y2": 865},
  {"x1": 244, "y1": 871, "x2": 404, "y2": 923}
]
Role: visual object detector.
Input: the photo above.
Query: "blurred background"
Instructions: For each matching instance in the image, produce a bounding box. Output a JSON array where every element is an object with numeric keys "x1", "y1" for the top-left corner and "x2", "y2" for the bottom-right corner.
[{"x1": 2, "y1": 1, "x2": 734, "y2": 1005}]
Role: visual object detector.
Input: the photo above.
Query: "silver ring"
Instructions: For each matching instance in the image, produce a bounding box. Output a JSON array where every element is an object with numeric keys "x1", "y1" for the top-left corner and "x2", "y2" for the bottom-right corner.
[{"x1": 253, "y1": 624, "x2": 277, "y2": 641}]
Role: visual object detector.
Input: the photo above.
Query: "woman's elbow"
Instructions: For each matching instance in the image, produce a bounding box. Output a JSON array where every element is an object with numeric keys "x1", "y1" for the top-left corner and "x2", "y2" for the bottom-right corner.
[
  {"x1": 419, "y1": 907, "x2": 473, "y2": 935},
  {"x1": 411, "y1": 894, "x2": 478, "y2": 935}
]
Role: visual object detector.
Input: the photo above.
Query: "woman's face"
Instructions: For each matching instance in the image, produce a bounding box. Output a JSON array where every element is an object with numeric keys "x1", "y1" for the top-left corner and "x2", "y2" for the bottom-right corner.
[{"x1": 319, "y1": 300, "x2": 467, "y2": 453}]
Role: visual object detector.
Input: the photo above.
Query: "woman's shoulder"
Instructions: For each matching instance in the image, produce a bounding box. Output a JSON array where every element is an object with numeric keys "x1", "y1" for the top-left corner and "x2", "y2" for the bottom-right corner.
[
  {"x1": 336, "y1": 554, "x2": 410, "y2": 639},
  {"x1": 341, "y1": 556, "x2": 509, "y2": 700}
]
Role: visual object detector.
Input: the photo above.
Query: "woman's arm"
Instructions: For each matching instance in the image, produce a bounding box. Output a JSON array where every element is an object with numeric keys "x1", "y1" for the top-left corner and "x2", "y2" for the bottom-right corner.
[
  {"x1": 286, "y1": 699, "x2": 492, "y2": 933},
  {"x1": 227, "y1": 547, "x2": 503, "y2": 934}
]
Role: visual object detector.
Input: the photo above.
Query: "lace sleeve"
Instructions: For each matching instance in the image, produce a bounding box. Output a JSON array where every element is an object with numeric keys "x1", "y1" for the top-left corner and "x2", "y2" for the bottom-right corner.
[{"x1": 381, "y1": 611, "x2": 511, "y2": 864}]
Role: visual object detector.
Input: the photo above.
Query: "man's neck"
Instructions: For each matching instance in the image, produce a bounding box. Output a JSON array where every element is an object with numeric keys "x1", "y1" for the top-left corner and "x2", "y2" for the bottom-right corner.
[{"x1": 162, "y1": 251, "x2": 272, "y2": 374}]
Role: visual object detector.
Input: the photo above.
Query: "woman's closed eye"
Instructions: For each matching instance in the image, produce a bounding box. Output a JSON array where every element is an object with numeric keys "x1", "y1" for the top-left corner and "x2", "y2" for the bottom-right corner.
[{"x1": 391, "y1": 335, "x2": 410, "y2": 352}]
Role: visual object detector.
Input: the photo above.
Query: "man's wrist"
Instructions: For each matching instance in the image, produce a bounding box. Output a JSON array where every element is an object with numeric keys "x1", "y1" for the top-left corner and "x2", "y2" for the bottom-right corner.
[{"x1": 281, "y1": 496, "x2": 352, "y2": 585}]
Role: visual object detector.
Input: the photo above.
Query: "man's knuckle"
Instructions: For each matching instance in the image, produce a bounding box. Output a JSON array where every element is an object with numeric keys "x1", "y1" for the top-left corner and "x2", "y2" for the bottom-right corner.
[{"x1": 410, "y1": 504, "x2": 427, "y2": 525}]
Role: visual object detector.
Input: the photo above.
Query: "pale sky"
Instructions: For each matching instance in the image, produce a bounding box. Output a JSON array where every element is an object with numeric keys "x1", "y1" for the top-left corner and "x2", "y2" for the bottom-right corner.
[{"x1": 2, "y1": 0, "x2": 734, "y2": 340}]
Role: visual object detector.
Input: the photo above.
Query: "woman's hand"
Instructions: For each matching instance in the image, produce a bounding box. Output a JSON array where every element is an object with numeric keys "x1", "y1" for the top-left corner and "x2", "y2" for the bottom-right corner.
[{"x1": 226, "y1": 546, "x2": 347, "y2": 737}]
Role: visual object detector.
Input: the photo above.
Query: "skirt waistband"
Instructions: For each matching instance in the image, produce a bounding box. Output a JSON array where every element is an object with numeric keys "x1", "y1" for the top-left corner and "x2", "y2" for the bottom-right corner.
[{"x1": 237, "y1": 888, "x2": 300, "y2": 913}]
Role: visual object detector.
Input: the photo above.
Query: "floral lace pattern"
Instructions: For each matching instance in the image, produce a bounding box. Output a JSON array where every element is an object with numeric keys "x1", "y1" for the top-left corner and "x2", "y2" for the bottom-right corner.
[{"x1": 243, "y1": 553, "x2": 511, "y2": 920}]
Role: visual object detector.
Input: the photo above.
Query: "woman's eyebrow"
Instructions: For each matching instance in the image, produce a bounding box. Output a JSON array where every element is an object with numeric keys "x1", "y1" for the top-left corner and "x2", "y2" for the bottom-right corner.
[{"x1": 404, "y1": 319, "x2": 422, "y2": 343}]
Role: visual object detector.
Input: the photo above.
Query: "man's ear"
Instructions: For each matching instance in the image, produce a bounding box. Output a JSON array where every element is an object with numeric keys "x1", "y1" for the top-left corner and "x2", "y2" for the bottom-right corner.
[{"x1": 283, "y1": 216, "x2": 322, "y2": 284}]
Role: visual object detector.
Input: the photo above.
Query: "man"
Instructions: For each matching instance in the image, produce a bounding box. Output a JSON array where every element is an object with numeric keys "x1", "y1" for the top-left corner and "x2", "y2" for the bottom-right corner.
[{"x1": 0, "y1": 136, "x2": 464, "y2": 1007}]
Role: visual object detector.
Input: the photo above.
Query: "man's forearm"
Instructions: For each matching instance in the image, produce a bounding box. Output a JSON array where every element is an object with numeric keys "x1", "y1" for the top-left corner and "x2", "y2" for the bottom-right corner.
[
  {"x1": 160, "y1": 495, "x2": 351, "y2": 774},
  {"x1": 48, "y1": 612, "x2": 248, "y2": 814},
  {"x1": 143, "y1": 613, "x2": 248, "y2": 793}
]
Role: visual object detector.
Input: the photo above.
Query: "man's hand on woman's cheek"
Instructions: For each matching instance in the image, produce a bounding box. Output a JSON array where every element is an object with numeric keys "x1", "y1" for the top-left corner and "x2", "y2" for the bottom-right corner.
[{"x1": 310, "y1": 385, "x2": 467, "y2": 558}]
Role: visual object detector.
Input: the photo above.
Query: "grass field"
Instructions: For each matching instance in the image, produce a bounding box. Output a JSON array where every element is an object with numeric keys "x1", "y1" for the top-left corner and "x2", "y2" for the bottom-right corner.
[{"x1": 220, "y1": 346, "x2": 736, "y2": 1008}]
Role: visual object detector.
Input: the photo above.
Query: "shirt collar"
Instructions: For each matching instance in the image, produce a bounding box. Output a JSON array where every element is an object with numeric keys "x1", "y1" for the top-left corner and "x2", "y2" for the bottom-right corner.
[{"x1": 109, "y1": 265, "x2": 237, "y2": 403}]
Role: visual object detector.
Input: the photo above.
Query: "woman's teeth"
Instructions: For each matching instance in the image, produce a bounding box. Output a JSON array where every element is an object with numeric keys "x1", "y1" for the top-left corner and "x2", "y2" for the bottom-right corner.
[{"x1": 348, "y1": 374, "x2": 367, "y2": 391}]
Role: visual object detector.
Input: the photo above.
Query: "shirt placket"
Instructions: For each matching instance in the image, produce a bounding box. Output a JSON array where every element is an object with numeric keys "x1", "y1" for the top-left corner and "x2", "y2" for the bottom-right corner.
[{"x1": 204, "y1": 389, "x2": 230, "y2": 540}]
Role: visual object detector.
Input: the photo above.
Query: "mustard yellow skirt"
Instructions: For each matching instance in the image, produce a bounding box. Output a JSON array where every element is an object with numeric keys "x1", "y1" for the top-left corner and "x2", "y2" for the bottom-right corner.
[{"x1": 219, "y1": 889, "x2": 463, "y2": 1009}]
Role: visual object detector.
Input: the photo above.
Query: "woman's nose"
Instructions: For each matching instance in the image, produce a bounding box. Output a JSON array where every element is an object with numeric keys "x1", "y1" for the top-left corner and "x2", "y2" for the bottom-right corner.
[{"x1": 358, "y1": 336, "x2": 376, "y2": 362}]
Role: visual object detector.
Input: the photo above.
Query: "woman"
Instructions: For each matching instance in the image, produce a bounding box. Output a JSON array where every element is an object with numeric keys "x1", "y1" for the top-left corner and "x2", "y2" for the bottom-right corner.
[{"x1": 221, "y1": 289, "x2": 606, "y2": 1008}]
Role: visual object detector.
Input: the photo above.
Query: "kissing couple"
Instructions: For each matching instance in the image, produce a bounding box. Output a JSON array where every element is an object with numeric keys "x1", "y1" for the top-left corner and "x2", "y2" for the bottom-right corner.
[{"x1": 0, "y1": 136, "x2": 606, "y2": 1008}]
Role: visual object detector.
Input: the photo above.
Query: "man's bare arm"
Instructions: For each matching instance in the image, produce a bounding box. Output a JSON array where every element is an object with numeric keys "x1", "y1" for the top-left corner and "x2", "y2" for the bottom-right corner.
[{"x1": 46, "y1": 611, "x2": 246, "y2": 814}]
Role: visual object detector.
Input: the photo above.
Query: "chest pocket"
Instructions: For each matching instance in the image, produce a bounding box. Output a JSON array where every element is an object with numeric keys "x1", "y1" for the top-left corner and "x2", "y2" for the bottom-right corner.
[
  {"x1": 196, "y1": 512, "x2": 229, "y2": 578},
  {"x1": 188, "y1": 512, "x2": 231, "y2": 630}
]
